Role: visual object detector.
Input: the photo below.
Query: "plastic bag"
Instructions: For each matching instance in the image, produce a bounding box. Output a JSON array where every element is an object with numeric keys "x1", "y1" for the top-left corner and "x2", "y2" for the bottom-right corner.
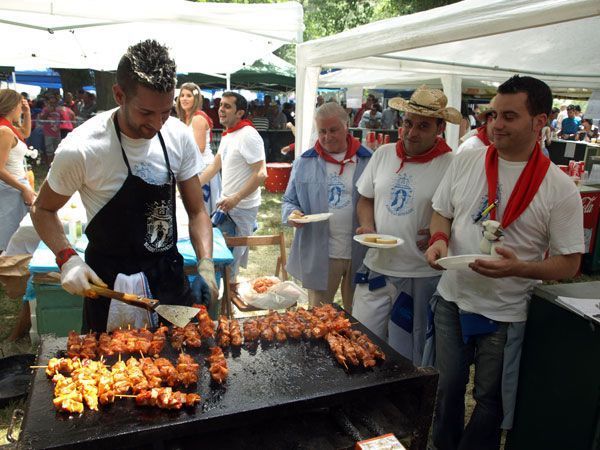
[{"x1": 238, "y1": 276, "x2": 308, "y2": 310}]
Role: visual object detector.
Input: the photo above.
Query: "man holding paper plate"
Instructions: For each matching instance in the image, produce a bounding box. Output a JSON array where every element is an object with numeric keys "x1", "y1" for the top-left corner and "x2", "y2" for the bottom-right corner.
[
  {"x1": 425, "y1": 76, "x2": 584, "y2": 450},
  {"x1": 352, "y1": 86, "x2": 460, "y2": 366},
  {"x1": 282, "y1": 103, "x2": 371, "y2": 311}
]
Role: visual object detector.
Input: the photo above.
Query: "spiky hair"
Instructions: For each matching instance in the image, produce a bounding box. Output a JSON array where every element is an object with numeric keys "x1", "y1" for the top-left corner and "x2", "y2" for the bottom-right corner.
[{"x1": 116, "y1": 39, "x2": 177, "y2": 95}]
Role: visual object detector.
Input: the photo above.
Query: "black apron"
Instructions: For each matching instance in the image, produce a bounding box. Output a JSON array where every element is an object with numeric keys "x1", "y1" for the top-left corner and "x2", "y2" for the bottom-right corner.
[{"x1": 82, "y1": 113, "x2": 195, "y2": 332}]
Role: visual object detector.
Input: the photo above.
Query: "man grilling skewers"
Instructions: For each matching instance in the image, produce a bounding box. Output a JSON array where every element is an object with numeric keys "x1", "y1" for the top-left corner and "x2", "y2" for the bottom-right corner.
[{"x1": 31, "y1": 40, "x2": 217, "y2": 332}]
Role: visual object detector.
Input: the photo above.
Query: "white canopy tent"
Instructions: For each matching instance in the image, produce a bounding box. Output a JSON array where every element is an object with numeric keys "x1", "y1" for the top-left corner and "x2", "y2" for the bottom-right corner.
[
  {"x1": 295, "y1": 0, "x2": 600, "y2": 154},
  {"x1": 0, "y1": 0, "x2": 304, "y2": 80}
]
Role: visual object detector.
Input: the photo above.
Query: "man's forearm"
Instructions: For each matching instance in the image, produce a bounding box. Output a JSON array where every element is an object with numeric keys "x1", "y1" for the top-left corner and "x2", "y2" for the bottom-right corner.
[
  {"x1": 357, "y1": 196, "x2": 375, "y2": 229},
  {"x1": 430, "y1": 211, "x2": 452, "y2": 237},
  {"x1": 516, "y1": 253, "x2": 580, "y2": 281},
  {"x1": 234, "y1": 170, "x2": 265, "y2": 202},
  {"x1": 189, "y1": 211, "x2": 213, "y2": 261},
  {"x1": 198, "y1": 163, "x2": 219, "y2": 186},
  {"x1": 30, "y1": 206, "x2": 71, "y2": 255}
]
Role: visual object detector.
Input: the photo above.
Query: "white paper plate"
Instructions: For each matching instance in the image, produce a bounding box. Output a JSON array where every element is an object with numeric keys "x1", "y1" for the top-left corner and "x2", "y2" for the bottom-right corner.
[
  {"x1": 353, "y1": 234, "x2": 403, "y2": 248},
  {"x1": 436, "y1": 254, "x2": 501, "y2": 270},
  {"x1": 289, "y1": 213, "x2": 333, "y2": 223}
]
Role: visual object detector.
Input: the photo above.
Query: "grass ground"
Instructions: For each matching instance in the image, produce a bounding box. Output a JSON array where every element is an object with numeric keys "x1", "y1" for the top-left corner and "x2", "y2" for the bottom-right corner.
[{"x1": 0, "y1": 170, "x2": 595, "y2": 446}]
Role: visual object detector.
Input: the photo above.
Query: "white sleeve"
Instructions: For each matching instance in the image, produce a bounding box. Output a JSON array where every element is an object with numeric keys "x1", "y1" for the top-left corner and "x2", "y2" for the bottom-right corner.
[
  {"x1": 356, "y1": 151, "x2": 377, "y2": 198},
  {"x1": 177, "y1": 129, "x2": 204, "y2": 181},
  {"x1": 548, "y1": 187, "x2": 585, "y2": 256},
  {"x1": 432, "y1": 156, "x2": 456, "y2": 219},
  {"x1": 46, "y1": 144, "x2": 85, "y2": 197},
  {"x1": 239, "y1": 129, "x2": 265, "y2": 165}
]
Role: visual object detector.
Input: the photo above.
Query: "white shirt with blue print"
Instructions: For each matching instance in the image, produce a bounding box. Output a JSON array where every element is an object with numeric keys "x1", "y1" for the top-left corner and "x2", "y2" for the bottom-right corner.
[
  {"x1": 326, "y1": 153, "x2": 356, "y2": 259},
  {"x1": 357, "y1": 143, "x2": 454, "y2": 278}
]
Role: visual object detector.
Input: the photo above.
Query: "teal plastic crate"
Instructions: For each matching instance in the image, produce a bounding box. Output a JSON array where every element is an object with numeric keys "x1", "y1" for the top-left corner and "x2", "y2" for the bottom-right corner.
[{"x1": 34, "y1": 282, "x2": 83, "y2": 336}]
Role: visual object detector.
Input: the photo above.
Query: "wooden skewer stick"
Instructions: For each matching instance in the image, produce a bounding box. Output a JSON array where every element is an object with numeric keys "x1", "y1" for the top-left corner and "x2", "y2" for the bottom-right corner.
[
  {"x1": 115, "y1": 394, "x2": 137, "y2": 398},
  {"x1": 30, "y1": 365, "x2": 47, "y2": 369}
]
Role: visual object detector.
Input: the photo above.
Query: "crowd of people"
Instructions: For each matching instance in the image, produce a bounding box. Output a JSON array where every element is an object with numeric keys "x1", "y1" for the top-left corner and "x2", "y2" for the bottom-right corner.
[{"x1": 0, "y1": 37, "x2": 592, "y2": 450}]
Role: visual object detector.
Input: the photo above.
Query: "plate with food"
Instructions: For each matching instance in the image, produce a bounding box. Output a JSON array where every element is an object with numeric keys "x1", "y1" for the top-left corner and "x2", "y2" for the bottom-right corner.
[
  {"x1": 288, "y1": 212, "x2": 334, "y2": 223},
  {"x1": 435, "y1": 254, "x2": 502, "y2": 270},
  {"x1": 353, "y1": 234, "x2": 403, "y2": 248}
]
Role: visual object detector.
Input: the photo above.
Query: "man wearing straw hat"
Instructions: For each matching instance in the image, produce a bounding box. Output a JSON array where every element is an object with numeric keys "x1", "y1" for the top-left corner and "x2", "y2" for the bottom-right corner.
[
  {"x1": 457, "y1": 98, "x2": 496, "y2": 154},
  {"x1": 425, "y1": 75, "x2": 583, "y2": 449},
  {"x1": 352, "y1": 85, "x2": 461, "y2": 365}
]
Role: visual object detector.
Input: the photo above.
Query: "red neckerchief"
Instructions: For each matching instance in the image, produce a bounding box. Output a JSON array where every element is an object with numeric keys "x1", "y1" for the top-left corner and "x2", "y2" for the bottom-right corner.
[
  {"x1": 485, "y1": 141, "x2": 550, "y2": 229},
  {"x1": 222, "y1": 119, "x2": 254, "y2": 137},
  {"x1": 0, "y1": 117, "x2": 25, "y2": 143},
  {"x1": 314, "y1": 134, "x2": 361, "y2": 175},
  {"x1": 395, "y1": 137, "x2": 451, "y2": 173},
  {"x1": 476, "y1": 125, "x2": 491, "y2": 146}
]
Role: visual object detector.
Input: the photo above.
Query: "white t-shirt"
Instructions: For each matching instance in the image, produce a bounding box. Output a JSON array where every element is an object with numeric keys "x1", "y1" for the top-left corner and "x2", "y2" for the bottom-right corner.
[
  {"x1": 5, "y1": 138, "x2": 27, "y2": 179},
  {"x1": 327, "y1": 153, "x2": 356, "y2": 259},
  {"x1": 187, "y1": 120, "x2": 213, "y2": 165},
  {"x1": 457, "y1": 134, "x2": 487, "y2": 155},
  {"x1": 357, "y1": 143, "x2": 454, "y2": 277},
  {"x1": 218, "y1": 125, "x2": 265, "y2": 209},
  {"x1": 48, "y1": 109, "x2": 204, "y2": 222},
  {"x1": 432, "y1": 150, "x2": 585, "y2": 322}
]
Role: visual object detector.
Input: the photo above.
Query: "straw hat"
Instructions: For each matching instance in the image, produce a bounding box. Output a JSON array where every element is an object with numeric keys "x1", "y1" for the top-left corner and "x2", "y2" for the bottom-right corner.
[
  {"x1": 389, "y1": 85, "x2": 462, "y2": 125},
  {"x1": 476, "y1": 96, "x2": 496, "y2": 123}
]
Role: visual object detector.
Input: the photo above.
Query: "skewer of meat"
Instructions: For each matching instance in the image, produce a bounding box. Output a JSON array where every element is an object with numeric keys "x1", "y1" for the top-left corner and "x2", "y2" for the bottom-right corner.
[
  {"x1": 217, "y1": 316, "x2": 231, "y2": 347},
  {"x1": 229, "y1": 319, "x2": 243, "y2": 346},
  {"x1": 176, "y1": 353, "x2": 199, "y2": 387},
  {"x1": 207, "y1": 346, "x2": 228, "y2": 383},
  {"x1": 132, "y1": 388, "x2": 201, "y2": 409},
  {"x1": 195, "y1": 304, "x2": 215, "y2": 338},
  {"x1": 242, "y1": 319, "x2": 260, "y2": 343}
]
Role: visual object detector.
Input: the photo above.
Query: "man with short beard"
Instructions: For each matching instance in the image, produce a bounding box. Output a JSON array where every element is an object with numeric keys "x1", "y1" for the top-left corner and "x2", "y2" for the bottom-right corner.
[
  {"x1": 352, "y1": 86, "x2": 460, "y2": 365},
  {"x1": 425, "y1": 75, "x2": 584, "y2": 449},
  {"x1": 31, "y1": 40, "x2": 217, "y2": 332}
]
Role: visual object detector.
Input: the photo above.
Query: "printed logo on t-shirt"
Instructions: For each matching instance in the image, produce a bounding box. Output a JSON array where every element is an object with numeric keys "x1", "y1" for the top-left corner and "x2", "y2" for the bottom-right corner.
[
  {"x1": 133, "y1": 162, "x2": 168, "y2": 186},
  {"x1": 144, "y1": 199, "x2": 174, "y2": 253},
  {"x1": 386, "y1": 173, "x2": 414, "y2": 216},
  {"x1": 328, "y1": 173, "x2": 350, "y2": 209},
  {"x1": 471, "y1": 185, "x2": 503, "y2": 222}
]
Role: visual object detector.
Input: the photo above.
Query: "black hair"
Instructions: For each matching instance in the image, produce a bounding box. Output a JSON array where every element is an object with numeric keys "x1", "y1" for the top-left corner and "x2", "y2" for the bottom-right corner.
[
  {"x1": 116, "y1": 39, "x2": 177, "y2": 96},
  {"x1": 582, "y1": 118, "x2": 593, "y2": 126},
  {"x1": 574, "y1": 104, "x2": 582, "y2": 112},
  {"x1": 222, "y1": 91, "x2": 248, "y2": 118},
  {"x1": 567, "y1": 104, "x2": 576, "y2": 111},
  {"x1": 497, "y1": 75, "x2": 552, "y2": 116},
  {"x1": 552, "y1": 107, "x2": 560, "y2": 114}
]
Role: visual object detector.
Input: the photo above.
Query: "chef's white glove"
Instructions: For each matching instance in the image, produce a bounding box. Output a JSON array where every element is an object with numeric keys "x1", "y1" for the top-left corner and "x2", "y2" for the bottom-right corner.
[
  {"x1": 60, "y1": 254, "x2": 106, "y2": 296},
  {"x1": 198, "y1": 257, "x2": 219, "y2": 303}
]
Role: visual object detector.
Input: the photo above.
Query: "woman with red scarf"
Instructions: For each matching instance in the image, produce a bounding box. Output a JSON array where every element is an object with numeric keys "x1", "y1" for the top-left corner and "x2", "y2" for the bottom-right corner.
[
  {"x1": 0, "y1": 89, "x2": 35, "y2": 250},
  {"x1": 176, "y1": 82, "x2": 221, "y2": 214}
]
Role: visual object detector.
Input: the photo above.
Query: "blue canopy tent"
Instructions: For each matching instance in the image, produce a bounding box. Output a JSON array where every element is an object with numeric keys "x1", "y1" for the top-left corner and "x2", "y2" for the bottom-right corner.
[{"x1": 15, "y1": 69, "x2": 62, "y2": 89}]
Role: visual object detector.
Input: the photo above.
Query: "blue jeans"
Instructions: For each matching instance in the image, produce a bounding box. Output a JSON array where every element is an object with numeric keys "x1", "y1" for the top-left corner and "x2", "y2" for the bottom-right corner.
[{"x1": 432, "y1": 296, "x2": 506, "y2": 450}]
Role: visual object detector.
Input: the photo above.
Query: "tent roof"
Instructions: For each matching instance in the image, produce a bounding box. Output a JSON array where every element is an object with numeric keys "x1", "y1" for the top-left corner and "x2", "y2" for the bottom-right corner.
[
  {"x1": 0, "y1": 0, "x2": 304, "y2": 74},
  {"x1": 179, "y1": 53, "x2": 296, "y2": 92},
  {"x1": 295, "y1": 0, "x2": 600, "y2": 153}
]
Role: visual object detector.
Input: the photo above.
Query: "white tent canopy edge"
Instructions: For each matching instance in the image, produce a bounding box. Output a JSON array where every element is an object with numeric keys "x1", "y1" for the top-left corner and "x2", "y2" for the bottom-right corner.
[{"x1": 295, "y1": 0, "x2": 600, "y2": 154}]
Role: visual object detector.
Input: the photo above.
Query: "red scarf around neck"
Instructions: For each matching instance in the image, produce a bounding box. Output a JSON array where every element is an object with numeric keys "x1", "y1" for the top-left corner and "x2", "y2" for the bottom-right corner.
[
  {"x1": 476, "y1": 125, "x2": 491, "y2": 146},
  {"x1": 314, "y1": 134, "x2": 361, "y2": 175},
  {"x1": 485, "y1": 141, "x2": 550, "y2": 229},
  {"x1": 0, "y1": 117, "x2": 25, "y2": 143},
  {"x1": 222, "y1": 119, "x2": 254, "y2": 136},
  {"x1": 395, "y1": 137, "x2": 451, "y2": 173}
]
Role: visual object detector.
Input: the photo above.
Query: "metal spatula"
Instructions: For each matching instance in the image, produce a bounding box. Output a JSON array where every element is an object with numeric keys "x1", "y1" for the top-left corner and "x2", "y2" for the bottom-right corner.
[
  {"x1": 48, "y1": 273, "x2": 198, "y2": 328},
  {"x1": 86, "y1": 284, "x2": 199, "y2": 328}
]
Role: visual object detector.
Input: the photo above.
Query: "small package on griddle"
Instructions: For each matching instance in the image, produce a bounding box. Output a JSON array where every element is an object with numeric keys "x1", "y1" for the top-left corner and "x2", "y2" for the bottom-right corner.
[{"x1": 238, "y1": 276, "x2": 307, "y2": 309}]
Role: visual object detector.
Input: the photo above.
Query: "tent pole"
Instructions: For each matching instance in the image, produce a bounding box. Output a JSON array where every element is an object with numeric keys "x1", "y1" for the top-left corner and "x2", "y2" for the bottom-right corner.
[
  {"x1": 12, "y1": 71, "x2": 17, "y2": 90},
  {"x1": 226, "y1": 73, "x2": 230, "y2": 91},
  {"x1": 441, "y1": 74, "x2": 462, "y2": 151}
]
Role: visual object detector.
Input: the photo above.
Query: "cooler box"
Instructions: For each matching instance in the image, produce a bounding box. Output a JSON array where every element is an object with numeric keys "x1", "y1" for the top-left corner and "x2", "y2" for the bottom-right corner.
[
  {"x1": 265, "y1": 162, "x2": 292, "y2": 193},
  {"x1": 33, "y1": 282, "x2": 83, "y2": 337}
]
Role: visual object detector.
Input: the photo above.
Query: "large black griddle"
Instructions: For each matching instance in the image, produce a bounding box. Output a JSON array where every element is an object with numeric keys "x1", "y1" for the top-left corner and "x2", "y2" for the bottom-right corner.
[
  {"x1": 0, "y1": 354, "x2": 35, "y2": 407},
  {"x1": 18, "y1": 319, "x2": 437, "y2": 450}
]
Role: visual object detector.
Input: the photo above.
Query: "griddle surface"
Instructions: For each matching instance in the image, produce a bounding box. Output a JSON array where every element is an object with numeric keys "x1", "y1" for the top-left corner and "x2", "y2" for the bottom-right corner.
[{"x1": 19, "y1": 320, "x2": 426, "y2": 449}]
